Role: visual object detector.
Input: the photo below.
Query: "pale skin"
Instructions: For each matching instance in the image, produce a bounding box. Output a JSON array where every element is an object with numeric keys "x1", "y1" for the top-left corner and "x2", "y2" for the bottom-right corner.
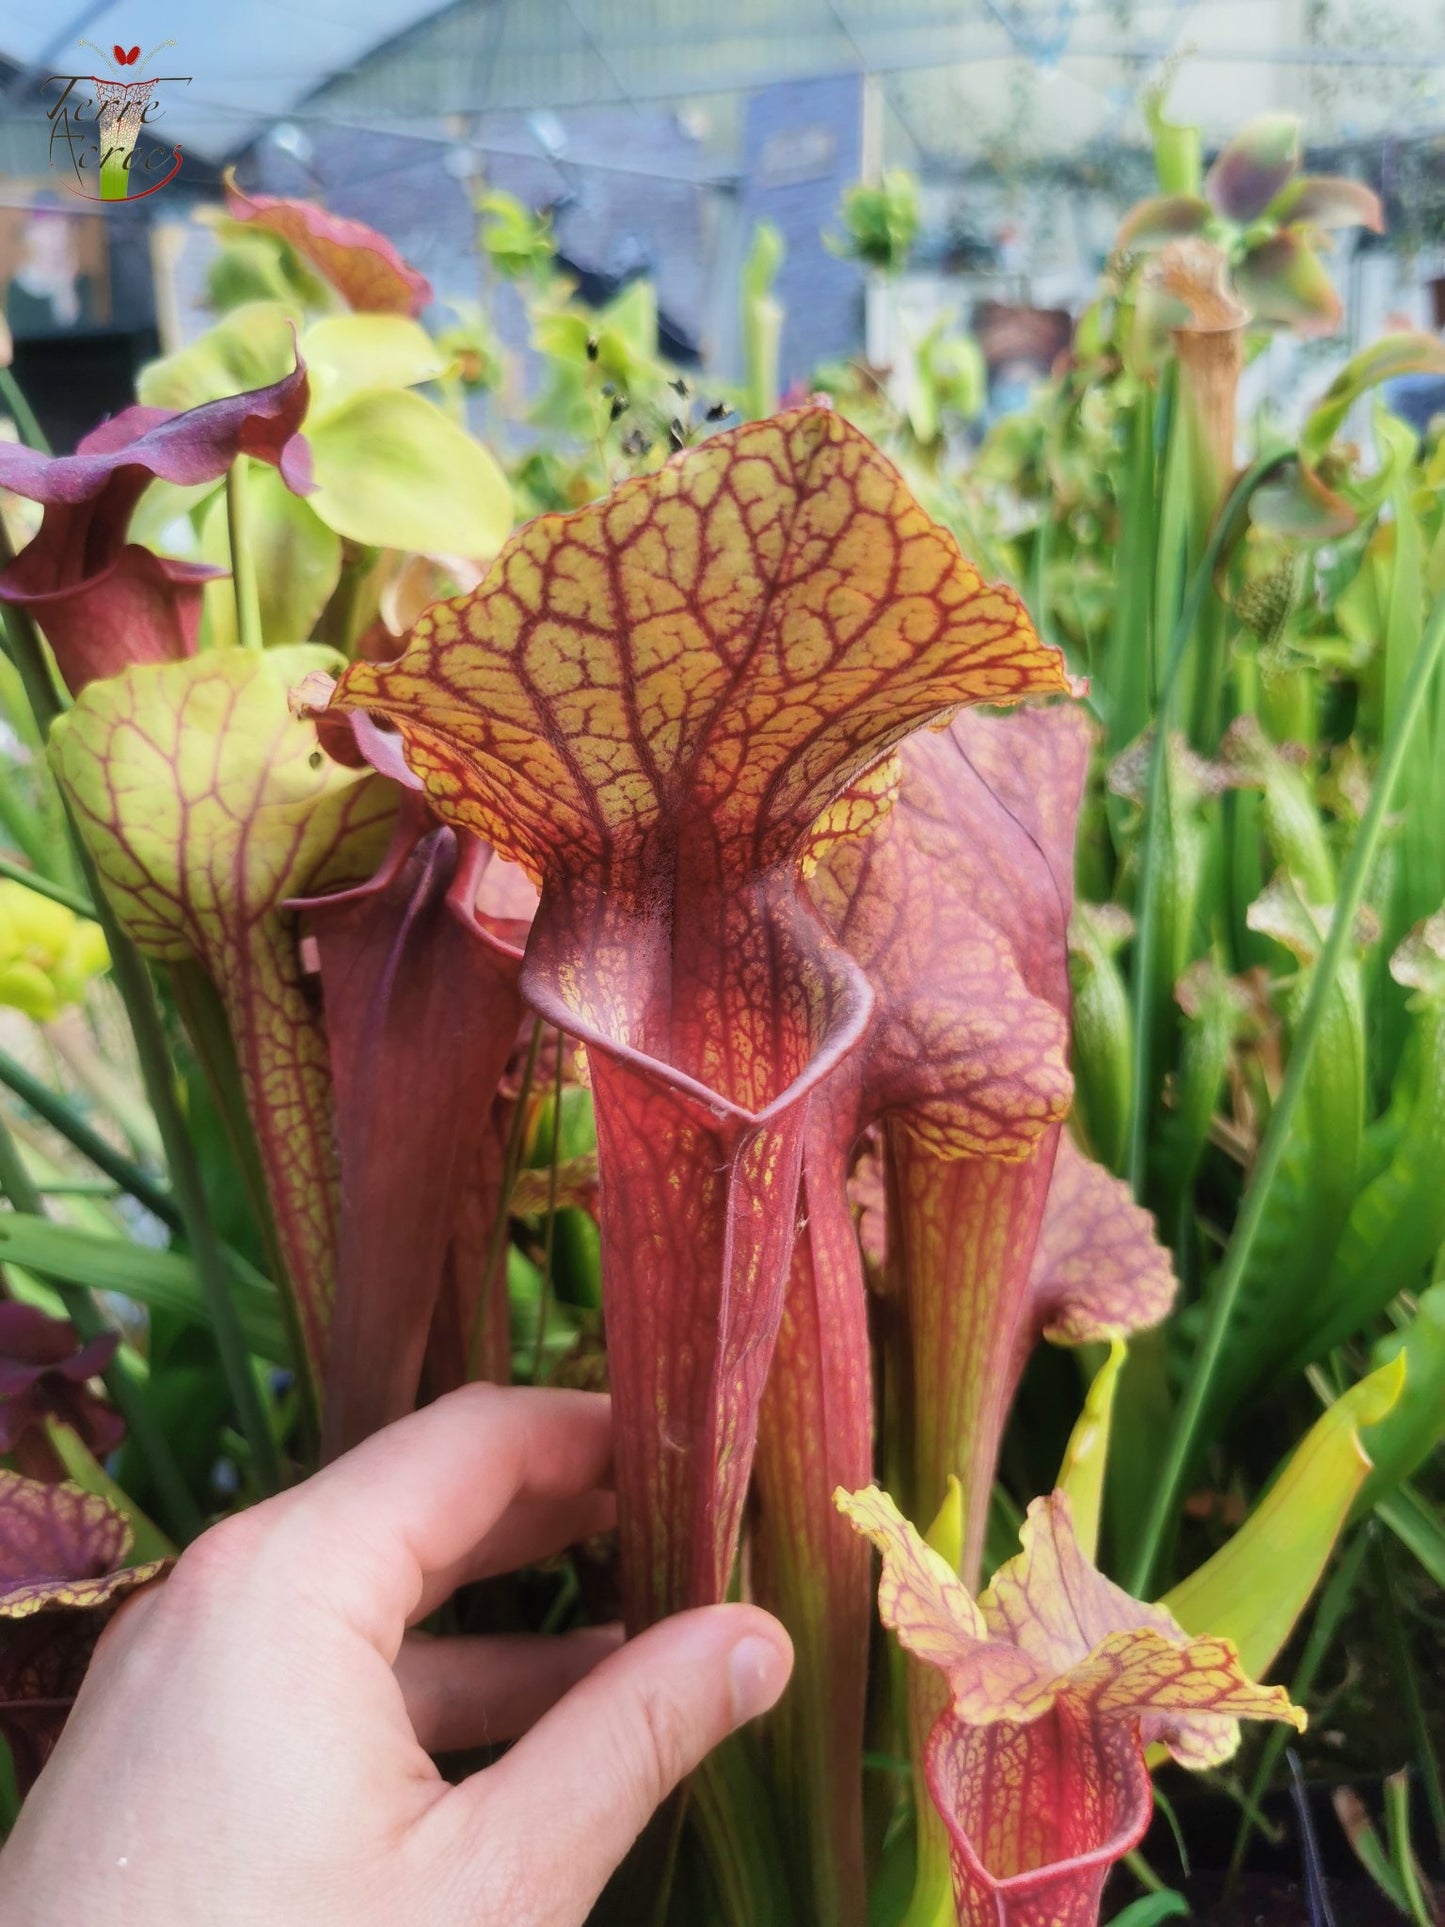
[{"x1": 0, "y1": 1385, "x2": 793, "y2": 1924}]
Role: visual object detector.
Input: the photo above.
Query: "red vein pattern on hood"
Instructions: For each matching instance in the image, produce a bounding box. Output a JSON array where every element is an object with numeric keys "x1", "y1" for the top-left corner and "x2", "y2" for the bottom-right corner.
[{"x1": 304, "y1": 405, "x2": 1069, "y2": 1633}]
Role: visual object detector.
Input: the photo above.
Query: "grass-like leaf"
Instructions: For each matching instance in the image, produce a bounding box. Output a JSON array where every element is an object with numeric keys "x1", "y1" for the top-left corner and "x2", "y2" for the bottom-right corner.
[{"x1": 0, "y1": 1215, "x2": 287, "y2": 1363}]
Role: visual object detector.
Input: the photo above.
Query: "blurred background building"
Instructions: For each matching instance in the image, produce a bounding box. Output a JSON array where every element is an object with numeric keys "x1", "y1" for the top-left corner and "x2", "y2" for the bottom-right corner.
[{"x1": 3, "y1": 0, "x2": 1445, "y2": 446}]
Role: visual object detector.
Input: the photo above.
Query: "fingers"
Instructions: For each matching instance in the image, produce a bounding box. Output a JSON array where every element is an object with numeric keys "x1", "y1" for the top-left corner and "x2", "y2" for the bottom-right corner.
[
  {"x1": 229, "y1": 1385, "x2": 613, "y2": 1650},
  {"x1": 437, "y1": 1605, "x2": 792, "y2": 1914},
  {"x1": 409, "y1": 1488, "x2": 616, "y2": 1626},
  {"x1": 396, "y1": 1626, "x2": 622, "y2": 1752}
]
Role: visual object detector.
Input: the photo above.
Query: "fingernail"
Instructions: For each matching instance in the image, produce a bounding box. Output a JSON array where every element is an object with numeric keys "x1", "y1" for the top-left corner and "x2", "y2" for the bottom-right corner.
[{"x1": 728, "y1": 1634, "x2": 789, "y2": 1724}]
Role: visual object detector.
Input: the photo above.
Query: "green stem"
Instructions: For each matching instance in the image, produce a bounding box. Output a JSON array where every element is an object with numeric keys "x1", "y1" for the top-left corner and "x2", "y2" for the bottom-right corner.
[
  {"x1": 44, "y1": 1022, "x2": 164, "y2": 1167},
  {"x1": 0, "y1": 1047, "x2": 281, "y2": 1313},
  {"x1": 0, "y1": 565, "x2": 67, "y2": 734},
  {"x1": 0, "y1": 853, "x2": 94, "y2": 919},
  {"x1": 1374, "y1": 1535, "x2": 1445, "y2": 1862},
  {"x1": 1129, "y1": 585, "x2": 1445, "y2": 1598},
  {"x1": 0, "y1": 760, "x2": 54, "y2": 875},
  {"x1": 0, "y1": 366, "x2": 49, "y2": 453},
  {"x1": 225, "y1": 458, "x2": 264, "y2": 652},
  {"x1": 1384, "y1": 1770, "x2": 1435, "y2": 1927},
  {"x1": 0, "y1": 651, "x2": 79, "y2": 891},
  {"x1": 1377, "y1": 1484, "x2": 1445, "y2": 1590},
  {"x1": 311, "y1": 553, "x2": 368, "y2": 653},
  {"x1": 1127, "y1": 447, "x2": 1287, "y2": 1201},
  {"x1": 0, "y1": 1043, "x2": 176, "y2": 1228},
  {"x1": 1121, "y1": 1847, "x2": 1169, "y2": 1895},
  {"x1": 0, "y1": 1105, "x2": 202, "y2": 1539},
  {"x1": 690, "y1": 1740, "x2": 797, "y2": 1927}
]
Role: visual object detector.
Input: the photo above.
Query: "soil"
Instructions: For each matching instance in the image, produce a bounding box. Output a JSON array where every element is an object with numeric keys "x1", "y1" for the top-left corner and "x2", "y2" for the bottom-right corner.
[
  {"x1": 1188, "y1": 1871, "x2": 1429, "y2": 1922},
  {"x1": 1119, "y1": 1772, "x2": 1444, "y2": 1925}
]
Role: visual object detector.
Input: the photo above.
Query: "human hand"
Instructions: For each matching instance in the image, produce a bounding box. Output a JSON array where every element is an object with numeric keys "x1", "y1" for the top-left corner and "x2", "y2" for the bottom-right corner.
[{"x1": 0, "y1": 1385, "x2": 793, "y2": 1924}]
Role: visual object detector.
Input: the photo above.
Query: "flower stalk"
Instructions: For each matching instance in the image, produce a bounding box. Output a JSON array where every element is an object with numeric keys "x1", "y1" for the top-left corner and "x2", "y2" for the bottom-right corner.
[{"x1": 225, "y1": 458, "x2": 264, "y2": 652}]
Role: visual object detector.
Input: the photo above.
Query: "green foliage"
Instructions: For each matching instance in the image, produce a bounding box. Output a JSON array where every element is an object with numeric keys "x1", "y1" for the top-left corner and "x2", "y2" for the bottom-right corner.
[
  {"x1": 0, "y1": 1215, "x2": 286, "y2": 1361},
  {"x1": 199, "y1": 466, "x2": 341, "y2": 650},
  {"x1": 478, "y1": 189, "x2": 556, "y2": 281},
  {"x1": 944, "y1": 98, "x2": 1445, "y2": 1901},
  {"x1": 1108, "y1": 1895, "x2": 1189, "y2": 1926},
  {"x1": 741, "y1": 221, "x2": 785, "y2": 422},
  {"x1": 138, "y1": 299, "x2": 299, "y2": 409},
  {"x1": 205, "y1": 221, "x2": 331, "y2": 314},
  {"x1": 830, "y1": 170, "x2": 920, "y2": 273},
  {"x1": 907, "y1": 326, "x2": 987, "y2": 446},
  {"x1": 306, "y1": 386, "x2": 511, "y2": 556},
  {"x1": 1357, "y1": 1285, "x2": 1445, "y2": 1510}
]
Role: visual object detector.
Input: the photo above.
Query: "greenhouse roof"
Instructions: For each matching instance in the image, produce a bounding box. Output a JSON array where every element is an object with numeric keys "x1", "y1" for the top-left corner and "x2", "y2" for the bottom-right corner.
[
  {"x1": 3, "y1": 0, "x2": 1443, "y2": 168},
  {"x1": 0, "y1": 1, "x2": 457, "y2": 160}
]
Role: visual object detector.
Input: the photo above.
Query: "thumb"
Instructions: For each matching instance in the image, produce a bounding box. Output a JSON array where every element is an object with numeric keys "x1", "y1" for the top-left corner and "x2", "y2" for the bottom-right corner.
[{"x1": 440, "y1": 1603, "x2": 792, "y2": 1918}]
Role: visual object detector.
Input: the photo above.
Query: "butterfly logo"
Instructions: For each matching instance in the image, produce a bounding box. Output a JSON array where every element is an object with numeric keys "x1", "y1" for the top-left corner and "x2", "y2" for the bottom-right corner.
[{"x1": 113, "y1": 44, "x2": 141, "y2": 65}]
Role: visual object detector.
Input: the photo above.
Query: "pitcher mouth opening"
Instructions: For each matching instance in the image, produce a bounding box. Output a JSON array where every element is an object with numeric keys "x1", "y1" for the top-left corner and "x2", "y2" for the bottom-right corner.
[{"x1": 521, "y1": 879, "x2": 877, "y2": 1132}]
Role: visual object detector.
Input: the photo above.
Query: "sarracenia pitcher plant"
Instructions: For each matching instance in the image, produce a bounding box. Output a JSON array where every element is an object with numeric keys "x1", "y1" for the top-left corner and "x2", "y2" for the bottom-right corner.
[
  {"x1": 299, "y1": 404, "x2": 1070, "y2": 1639},
  {"x1": 840, "y1": 1484, "x2": 1303, "y2": 1927}
]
